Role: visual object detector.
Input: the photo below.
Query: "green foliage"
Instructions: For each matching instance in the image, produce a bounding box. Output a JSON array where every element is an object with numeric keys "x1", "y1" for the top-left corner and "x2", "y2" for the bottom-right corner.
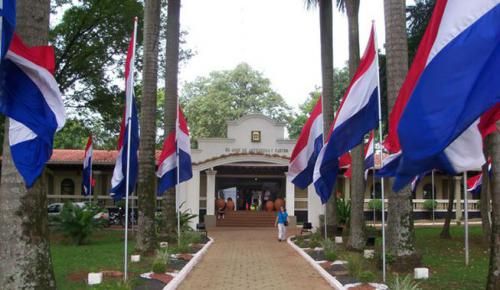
[
  {"x1": 152, "y1": 248, "x2": 169, "y2": 274},
  {"x1": 182, "y1": 231, "x2": 203, "y2": 245},
  {"x1": 321, "y1": 238, "x2": 337, "y2": 261},
  {"x1": 325, "y1": 251, "x2": 338, "y2": 262},
  {"x1": 91, "y1": 281, "x2": 132, "y2": 290},
  {"x1": 346, "y1": 255, "x2": 365, "y2": 280},
  {"x1": 53, "y1": 118, "x2": 89, "y2": 149},
  {"x1": 336, "y1": 198, "x2": 351, "y2": 226},
  {"x1": 388, "y1": 274, "x2": 422, "y2": 290},
  {"x1": 308, "y1": 231, "x2": 323, "y2": 248},
  {"x1": 54, "y1": 202, "x2": 103, "y2": 245},
  {"x1": 181, "y1": 63, "x2": 293, "y2": 140},
  {"x1": 288, "y1": 67, "x2": 350, "y2": 139},
  {"x1": 359, "y1": 271, "x2": 376, "y2": 283},
  {"x1": 368, "y1": 199, "x2": 383, "y2": 212},
  {"x1": 423, "y1": 199, "x2": 437, "y2": 211},
  {"x1": 406, "y1": 0, "x2": 436, "y2": 64}
]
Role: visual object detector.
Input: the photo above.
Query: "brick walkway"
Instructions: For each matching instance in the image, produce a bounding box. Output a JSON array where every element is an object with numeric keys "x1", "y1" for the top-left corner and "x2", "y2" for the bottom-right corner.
[{"x1": 179, "y1": 227, "x2": 333, "y2": 290}]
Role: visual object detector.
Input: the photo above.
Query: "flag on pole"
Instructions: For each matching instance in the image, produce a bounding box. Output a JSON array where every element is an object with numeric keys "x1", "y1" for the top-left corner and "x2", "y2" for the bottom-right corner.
[
  {"x1": 0, "y1": 34, "x2": 66, "y2": 187},
  {"x1": 467, "y1": 160, "x2": 492, "y2": 196},
  {"x1": 288, "y1": 96, "x2": 323, "y2": 189},
  {"x1": 313, "y1": 26, "x2": 379, "y2": 204},
  {"x1": 392, "y1": 1, "x2": 499, "y2": 191},
  {"x1": 157, "y1": 106, "x2": 193, "y2": 194},
  {"x1": 110, "y1": 30, "x2": 139, "y2": 200},
  {"x1": 0, "y1": 0, "x2": 16, "y2": 59},
  {"x1": 364, "y1": 132, "x2": 375, "y2": 179},
  {"x1": 82, "y1": 135, "x2": 93, "y2": 196}
]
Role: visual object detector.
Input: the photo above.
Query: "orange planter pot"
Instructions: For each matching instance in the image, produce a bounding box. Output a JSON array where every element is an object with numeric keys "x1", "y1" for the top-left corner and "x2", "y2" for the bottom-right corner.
[
  {"x1": 274, "y1": 198, "x2": 285, "y2": 211},
  {"x1": 226, "y1": 199, "x2": 235, "y2": 211},
  {"x1": 216, "y1": 198, "x2": 225, "y2": 209},
  {"x1": 265, "y1": 200, "x2": 274, "y2": 212}
]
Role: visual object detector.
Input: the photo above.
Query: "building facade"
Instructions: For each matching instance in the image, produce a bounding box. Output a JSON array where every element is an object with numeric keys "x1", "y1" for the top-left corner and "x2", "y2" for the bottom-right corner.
[{"x1": 45, "y1": 114, "x2": 480, "y2": 228}]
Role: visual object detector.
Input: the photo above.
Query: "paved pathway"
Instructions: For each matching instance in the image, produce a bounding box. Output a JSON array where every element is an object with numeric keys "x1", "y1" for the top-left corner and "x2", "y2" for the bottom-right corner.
[{"x1": 179, "y1": 227, "x2": 333, "y2": 290}]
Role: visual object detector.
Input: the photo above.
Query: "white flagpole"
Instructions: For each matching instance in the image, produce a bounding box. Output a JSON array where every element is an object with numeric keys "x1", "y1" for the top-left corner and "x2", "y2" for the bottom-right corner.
[
  {"x1": 431, "y1": 170, "x2": 435, "y2": 224},
  {"x1": 464, "y1": 171, "x2": 469, "y2": 266},
  {"x1": 176, "y1": 103, "x2": 181, "y2": 244},
  {"x1": 324, "y1": 203, "x2": 327, "y2": 239},
  {"x1": 123, "y1": 17, "x2": 138, "y2": 282},
  {"x1": 373, "y1": 21, "x2": 386, "y2": 282},
  {"x1": 89, "y1": 138, "x2": 93, "y2": 204}
]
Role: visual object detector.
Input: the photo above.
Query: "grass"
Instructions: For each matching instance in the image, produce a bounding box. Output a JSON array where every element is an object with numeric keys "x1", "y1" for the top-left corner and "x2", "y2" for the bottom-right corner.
[{"x1": 51, "y1": 230, "x2": 154, "y2": 290}]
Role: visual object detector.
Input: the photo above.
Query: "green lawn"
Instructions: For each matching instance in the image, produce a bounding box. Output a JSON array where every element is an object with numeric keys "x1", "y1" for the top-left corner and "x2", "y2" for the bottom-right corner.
[{"x1": 51, "y1": 230, "x2": 154, "y2": 290}]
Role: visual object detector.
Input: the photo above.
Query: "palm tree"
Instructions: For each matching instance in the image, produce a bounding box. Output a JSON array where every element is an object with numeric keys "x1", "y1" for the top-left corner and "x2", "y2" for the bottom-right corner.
[
  {"x1": 336, "y1": 0, "x2": 366, "y2": 251},
  {"x1": 0, "y1": 0, "x2": 57, "y2": 288},
  {"x1": 162, "y1": 0, "x2": 181, "y2": 240},
  {"x1": 306, "y1": 0, "x2": 338, "y2": 236},
  {"x1": 384, "y1": 0, "x2": 419, "y2": 269},
  {"x1": 136, "y1": 0, "x2": 161, "y2": 254},
  {"x1": 487, "y1": 128, "x2": 500, "y2": 289}
]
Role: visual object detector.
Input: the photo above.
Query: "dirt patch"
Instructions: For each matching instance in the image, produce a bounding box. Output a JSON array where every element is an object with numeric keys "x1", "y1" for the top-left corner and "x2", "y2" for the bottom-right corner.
[
  {"x1": 177, "y1": 253, "x2": 193, "y2": 261},
  {"x1": 347, "y1": 284, "x2": 376, "y2": 290},
  {"x1": 151, "y1": 273, "x2": 174, "y2": 284},
  {"x1": 67, "y1": 271, "x2": 87, "y2": 282}
]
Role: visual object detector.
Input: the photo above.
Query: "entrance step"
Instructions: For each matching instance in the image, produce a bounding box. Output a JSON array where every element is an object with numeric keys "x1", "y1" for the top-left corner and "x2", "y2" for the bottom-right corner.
[{"x1": 216, "y1": 211, "x2": 277, "y2": 227}]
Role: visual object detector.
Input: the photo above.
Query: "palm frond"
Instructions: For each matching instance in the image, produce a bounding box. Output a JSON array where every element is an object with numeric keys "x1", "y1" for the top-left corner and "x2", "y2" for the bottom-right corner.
[{"x1": 336, "y1": 0, "x2": 346, "y2": 12}]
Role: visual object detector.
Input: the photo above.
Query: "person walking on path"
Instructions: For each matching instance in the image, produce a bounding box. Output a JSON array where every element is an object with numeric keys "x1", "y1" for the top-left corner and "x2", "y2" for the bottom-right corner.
[{"x1": 275, "y1": 206, "x2": 288, "y2": 242}]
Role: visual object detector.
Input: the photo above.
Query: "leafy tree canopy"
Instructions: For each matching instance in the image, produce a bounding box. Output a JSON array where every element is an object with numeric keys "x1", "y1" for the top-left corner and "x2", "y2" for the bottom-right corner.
[
  {"x1": 406, "y1": 0, "x2": 435, "y2": 63},
  {"x1": 180, "y1": 63, "x2": 293, "y2": 140},
  {"x1": 288, "y1": 67, "x2": 350, "y2": 139}
]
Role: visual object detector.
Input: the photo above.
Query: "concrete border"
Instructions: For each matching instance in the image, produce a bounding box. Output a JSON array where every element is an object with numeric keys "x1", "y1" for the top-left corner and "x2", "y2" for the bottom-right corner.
[
  {"x1": 287, "y1": 235, "x2": 345, "y2": 290},
  {"x1": 163, "y1": 236, "x2": 214, "y2": 290}
]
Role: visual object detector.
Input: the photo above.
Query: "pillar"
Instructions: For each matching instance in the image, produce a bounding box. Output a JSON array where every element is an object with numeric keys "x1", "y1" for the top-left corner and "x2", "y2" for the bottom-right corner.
[
  {"x1": 206, "y1": 169, "x2": 217, "y2": 215},
  {"x1": 184, "y1": 169, "x2": 200, "y2": 228},
  {"x1": 308, "y1": 184, "x2": 323, "y2": 229},
  {"x1": 285, "y1": 173, "x2": 297, "y2": 227},
  {"x1": 454, "y1": 176, "x2": 462, "y2": 221}
]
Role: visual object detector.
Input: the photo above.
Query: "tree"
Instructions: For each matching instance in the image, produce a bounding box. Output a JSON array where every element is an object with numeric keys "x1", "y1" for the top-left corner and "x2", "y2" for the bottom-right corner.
[
  {"x1": 0, "y1": 0, "x2": 57, "y2": 288},
  {"x1": 384, "y1": 0, "x2": 420, "y2": 270},
  {"x1": 406, "y1": 0, "x2": 435, "y2": 64},
  {"x1": 487, "y1": 124, "x2": 500, "y2": 289},
  {"x1": 481, "y1": 140, "x2": 492, "y2": 242},
  {"x1": 337, "y1": 0, "x2": 366, "y2": 251},
  {"x1": 306, "y1": 0, "x2": 338, "y2": 236},
  {"x1": 181, "y1": 63, "x2": 293, "y2": 140},
  {"x1": 136, "y1": 0, "x2": 161, "y2": 254},
  {"x1": 53, "y1": 118, "x2": 90, "y2": 149},
  {"x1": 162, "y1": 0, "x2": 181, "y2": 241}
]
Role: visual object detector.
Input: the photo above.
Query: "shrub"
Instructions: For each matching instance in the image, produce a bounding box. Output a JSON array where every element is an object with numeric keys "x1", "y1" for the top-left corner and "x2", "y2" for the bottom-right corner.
[
  {"x1": 359, "y1": 271, "x2": 376, "y2": 283},
  {"x1": 321, "y1": 238, "x2": 335, "y2": 252},
  {"x1": 423, "y1": 200, "x2": 437, "y2": 211},
  {"x1": 325, "y1": 250, "x2": 337, "y2": 261},
  {"x1": 55, "y1": 202, "x2": 102, "y2": 245},
  {"x1": 368, "y1": 199, "x2": 383, "y2": 211},
  {"x1": 388, "y1": 274, "x2": 422, "y2": 290},
  {"x1": 336, "y1": 198, "x2": 351, "y2": 226},
  {"x1": 182, "y1": 231, "x2": 203, "y2": 245},
  {"x1": 152, "y1": 248, "x2": 169, "y2": 274}
]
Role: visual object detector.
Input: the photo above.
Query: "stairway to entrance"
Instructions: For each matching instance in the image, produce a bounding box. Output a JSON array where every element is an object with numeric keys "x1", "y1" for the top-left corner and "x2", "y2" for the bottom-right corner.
[{"x1": 216, "y1": 211, "x2": 276, "y2": 227}]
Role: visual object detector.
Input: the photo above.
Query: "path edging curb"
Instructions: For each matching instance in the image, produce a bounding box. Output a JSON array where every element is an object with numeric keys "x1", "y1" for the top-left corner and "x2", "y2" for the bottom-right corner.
[
  {"x1": 287, "y1": 235, "x2": 345, "y2": 290},
  {"x1": 163, "y1": 236, "x2": 214, "y2": 290}
]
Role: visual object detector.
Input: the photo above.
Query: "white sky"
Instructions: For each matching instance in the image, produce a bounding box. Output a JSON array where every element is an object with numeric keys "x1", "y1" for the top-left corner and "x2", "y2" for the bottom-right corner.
[{"x1": 179, "y1": 0, "x2": 399, "y2": 110}]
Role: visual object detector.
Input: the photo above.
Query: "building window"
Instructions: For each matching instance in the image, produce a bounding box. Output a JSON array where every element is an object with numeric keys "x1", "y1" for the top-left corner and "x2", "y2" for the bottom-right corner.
[
  {"x1": 422, "y1": 183, "x2": 436, "y2": 199},
  {"x1": 61, "y1": 178, "x2": 75, "y2": 195}
]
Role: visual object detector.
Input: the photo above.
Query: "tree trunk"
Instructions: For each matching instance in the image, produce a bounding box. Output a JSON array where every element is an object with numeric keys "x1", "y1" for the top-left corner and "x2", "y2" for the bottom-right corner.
[
  {"x1": 162, "y1": 0, "x2": 181, "y2": 241},
  {"x1": 440, "y1": 176, "x2": 453, "y2": 239},
  {"x1": 0, "y1": 0, "x2": 57, "y2": 288},
  {"x1": 481, "y1": 136, "x2": 492, "y2": 242},
  {"x1": 319, "y1": 0, "x2": 338, "y2": 236},
  {"x1": 136, "y1": 0, "x2": 161, "y2": 254},
  {"x1": 344, "y1": 0, "x2": 365, "y2": 251},
  {"x1": 486, "y1": 124, "x2": 499, "y2": 289},
  {"x1": 384, "y1": 0, "x2": 420, "y2": 270}
]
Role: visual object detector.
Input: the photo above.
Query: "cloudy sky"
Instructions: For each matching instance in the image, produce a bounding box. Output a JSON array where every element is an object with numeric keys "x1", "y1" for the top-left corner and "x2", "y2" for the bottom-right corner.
[{"x1": 179, "y1": 0, "x2": 405, "y2": 110}]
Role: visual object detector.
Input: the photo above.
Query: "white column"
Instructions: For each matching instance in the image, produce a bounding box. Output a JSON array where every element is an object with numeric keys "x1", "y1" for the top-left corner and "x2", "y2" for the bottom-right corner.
[
  {"x1": 454, "y1": 176, "x2": 462, "y2": 221},
  {"x1": 307, "y1": 184, "x2": 323, "y2": 229},
  {"x1": 206, "y1": 169, "x2": 217, "y2": 216},
  {"x1": 285, "y1": 173, "x2": 295, "y2": 215},
  {"x1": 185, "y1": 169, "x2": 200, "y2": 228},
  {"x1": 344, "y1": 176, "x2": 351, "y2": 200}
]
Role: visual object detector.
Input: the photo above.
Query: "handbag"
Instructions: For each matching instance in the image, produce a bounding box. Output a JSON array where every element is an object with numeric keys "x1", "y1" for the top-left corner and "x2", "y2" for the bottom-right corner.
[{"x1": 284, "y1": 221, "x2": 289, "y2": 227}]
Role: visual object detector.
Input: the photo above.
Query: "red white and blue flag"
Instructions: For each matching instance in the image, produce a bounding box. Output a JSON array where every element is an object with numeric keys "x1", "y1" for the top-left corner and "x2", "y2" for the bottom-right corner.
[
  {"x1": 110, "y1": 30, "x2": 139, "y2": 200},
  {"x1": 157, "y1": 106, "x2": 193, "y2": 194},
  {"x1": 288, "y1": 96, "x2": 323, "y2": 189},
  {"x1": 467, "y1": 160, "x2": 492, "y2": 196},
  {"x1": 391, "y1": 1, "x2": 499, "y2": 191},
  {"x1": 313, "y1": 26, "x2": 379, "y2": 204},
  {"x1": 0, "y1": 34, "x2": 66, "y2": 187},
  {"x1": 82, "y1": 135, "x2": 93, "y2": 196},
  {"x1": 364, "y1": 132, "x2": 375, "y2": 179},
  {"x1": 0, "y1": 0, "x2": 16, "y2": 59}
]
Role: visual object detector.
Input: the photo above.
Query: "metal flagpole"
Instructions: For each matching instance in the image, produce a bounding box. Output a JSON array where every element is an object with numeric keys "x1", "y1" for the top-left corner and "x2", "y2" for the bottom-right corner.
[
  {"x1": 123, "y1": 17, "x2": 138, "y2": 281},
  {"x1": 464, "y1": 171, "x2": 469, "y2": 266},
  {"x1": 373, "y1": 21, "x2": 386, "y2": 282},
  {"x1": 89, "y1": 137, "x2": 93, "y2": 204},
  {"x1": 176, "y1": 103, "x2": 181, "y2": 244},
  {"x1": 324, "y1": 203, "x2": 327, "y2": 239},
  {"x1": 432, "y1": 170, "x2": 435, "y2": 224}
]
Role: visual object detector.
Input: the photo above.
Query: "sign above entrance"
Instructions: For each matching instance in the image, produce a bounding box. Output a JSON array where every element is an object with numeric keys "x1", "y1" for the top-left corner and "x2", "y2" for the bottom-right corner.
[
  {"x1": 251, "y1": 130, "x2": 261, "y2": 143},
  {"x1": 224, "y1": 147, "x2": 289, "y2": 154}
]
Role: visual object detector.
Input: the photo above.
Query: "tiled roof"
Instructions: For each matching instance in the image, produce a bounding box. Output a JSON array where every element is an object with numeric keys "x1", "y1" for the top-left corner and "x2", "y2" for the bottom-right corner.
[{"x1": 48, "y1": 149, "x2": 162, "y2": 165}]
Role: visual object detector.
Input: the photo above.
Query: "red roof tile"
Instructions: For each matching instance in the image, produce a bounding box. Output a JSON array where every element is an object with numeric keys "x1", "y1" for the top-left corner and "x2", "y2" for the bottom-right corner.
[{"x1": 48, "y1": 149, "x2": 162, "y2": 165}]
